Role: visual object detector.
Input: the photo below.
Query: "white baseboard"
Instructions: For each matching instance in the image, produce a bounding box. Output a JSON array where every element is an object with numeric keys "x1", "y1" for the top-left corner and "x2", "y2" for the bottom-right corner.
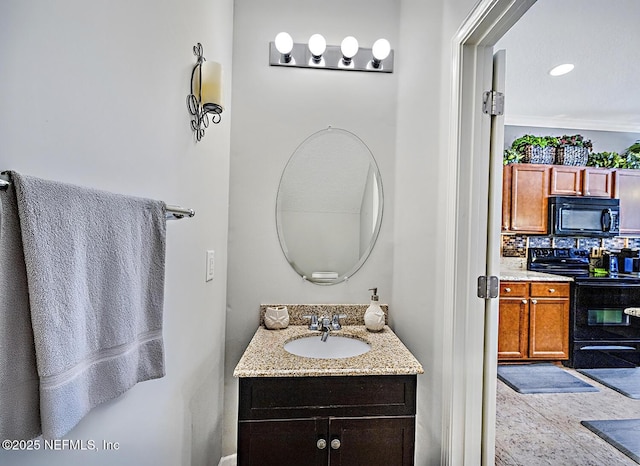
[{"x1": 218, "y1": 453, "x2": 237, "y2": 466}]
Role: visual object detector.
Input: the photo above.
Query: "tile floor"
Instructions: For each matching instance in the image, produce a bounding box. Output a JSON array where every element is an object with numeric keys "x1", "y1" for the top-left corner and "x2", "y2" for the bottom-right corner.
[{"x1": 496, "y1": 366, "x2": 640, "y2": 465}]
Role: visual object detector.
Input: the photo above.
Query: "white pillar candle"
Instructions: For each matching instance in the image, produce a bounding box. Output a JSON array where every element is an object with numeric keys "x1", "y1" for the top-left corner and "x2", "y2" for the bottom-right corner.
[{"x1": 199, "y1": 60, "x2": 223, "y2": 109}]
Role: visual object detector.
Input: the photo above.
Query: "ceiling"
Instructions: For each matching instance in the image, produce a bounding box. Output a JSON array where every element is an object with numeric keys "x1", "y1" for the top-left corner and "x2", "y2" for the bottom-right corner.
[{"x1": 495, "y1": 0, "x2": 640, "y2": 132}]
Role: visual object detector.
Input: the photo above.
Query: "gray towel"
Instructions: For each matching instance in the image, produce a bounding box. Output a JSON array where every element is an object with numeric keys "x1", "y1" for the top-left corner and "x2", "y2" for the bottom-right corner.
[
  {"x1": 10, "y1": 171, "x2": 167, "y2": 439},
  {"x1": 0, "y1": 183, "x2": 41, "y2": 441}
]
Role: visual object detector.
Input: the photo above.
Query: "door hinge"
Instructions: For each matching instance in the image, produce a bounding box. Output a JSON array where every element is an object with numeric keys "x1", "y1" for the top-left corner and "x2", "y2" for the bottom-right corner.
[
  {"x1": 477, "y1": 275, "x2": 499, "y2": 299},
  {"x1": 482, "y1": 90, "x2": 504, "y2": 116}
]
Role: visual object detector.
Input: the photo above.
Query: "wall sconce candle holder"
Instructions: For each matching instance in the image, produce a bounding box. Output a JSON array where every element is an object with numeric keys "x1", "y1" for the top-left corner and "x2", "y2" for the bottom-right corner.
[
  {"x1": 187, "y1": 43, "x2": 224, "y2": 142},
  {"x1": 269, "y1": 33, "x2": 394, "y2": 73}
]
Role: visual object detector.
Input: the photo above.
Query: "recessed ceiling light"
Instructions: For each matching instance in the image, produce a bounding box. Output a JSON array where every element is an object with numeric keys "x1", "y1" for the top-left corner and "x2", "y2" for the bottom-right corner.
[{"x1": 549, "y1": 63, "x2": 574, "y2": 76}]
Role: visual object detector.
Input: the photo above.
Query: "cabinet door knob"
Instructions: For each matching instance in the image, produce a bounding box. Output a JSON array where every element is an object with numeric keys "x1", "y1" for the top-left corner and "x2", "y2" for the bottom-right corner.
[
  {"x1": 505, "y1": 287, "x2": 511, "y2": 293},
  {"x1": 549, "y1": 288, "x2": 555, "y2": 293},
  {"x1": 531, "y1": 299, "x2": 538, "y2": 304},
  {"x1": 317, "y1": 439, "x2": 327, "y2": 450},
  {"x1": 522, "y1": 299, "x2": 527, "y2": 304},
  {"x1": 331, "y1": 439, "x2": 341, "y2": 450}
]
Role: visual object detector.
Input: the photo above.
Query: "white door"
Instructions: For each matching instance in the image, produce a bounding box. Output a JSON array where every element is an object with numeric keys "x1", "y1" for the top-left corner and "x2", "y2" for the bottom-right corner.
[
  {"x1": 445, "y1": 1, "x2": 536, "y2": 463},
  {"x1": 481, "y1": 48, "x2": 506, "y2": 466}
]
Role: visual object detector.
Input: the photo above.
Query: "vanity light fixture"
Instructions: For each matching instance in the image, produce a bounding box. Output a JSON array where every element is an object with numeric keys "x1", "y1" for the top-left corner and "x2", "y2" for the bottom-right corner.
[
  {"x1": 187, "y1": 43, "x2": 223, "y2": 142},
  {"x1": 549, "y1": 63, "x2": 575, "y2": 77},
  {"x1": 269, "y1": 33, "x2": 393, "y2": 73}
]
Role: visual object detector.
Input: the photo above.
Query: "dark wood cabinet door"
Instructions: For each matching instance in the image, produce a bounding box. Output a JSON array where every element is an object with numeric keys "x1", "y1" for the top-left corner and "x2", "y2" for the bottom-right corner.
[
  {"x1": 329, "y1": 417, "x2": 415, "y2": 466},
  {"x1": 615, "y1": 169, "x2": 640, "y2": 235},
  {"x1": 550, "y1": 166, "x2": 582, "y2": 196},
  {"x1": 583, "y1": 168, "x2": 613, "y2": 197},
  {"x1": 509, "y1": 164, "x2": 550, "y2": 233},
  {"x1": 528, "y1": 297, "x2": 569, "y2": 359},
  {"x1": 498, "y1": 297, "x2": 529, "y2": 359},
  {"x1": 237, "y1": 418, "x2": 327, "y2": 466}
]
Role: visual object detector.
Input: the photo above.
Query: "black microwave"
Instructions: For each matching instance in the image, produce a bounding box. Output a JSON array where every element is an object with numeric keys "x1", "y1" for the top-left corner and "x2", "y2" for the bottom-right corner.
[{"x1": 548, "y1": 196, "x2": 620, "y2": 237}]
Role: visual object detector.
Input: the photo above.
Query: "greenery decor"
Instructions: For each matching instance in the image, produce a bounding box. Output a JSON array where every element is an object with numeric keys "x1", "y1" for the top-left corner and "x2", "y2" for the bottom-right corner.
[
  {"x1": 510, "y1": 135, "x2": 558, "y2": 154},
  {"x1": 626, "y1": 151, "x2": 640, "y2": 170},
  {"x1": 588, "y1": 151, "x2": 626, "y2": 168},
  {"x1": 624, "y1": 141, "x2": 640, "y2": 169},
  {"x1": 557, "y1": 134, "x2": 593, "y2": 150},
  {"x1": 509, "y1": 135, "x2": 557, "y2": 164},
  {"x1": 503, "y1": 148, "x2": 523, "y2": 165}
]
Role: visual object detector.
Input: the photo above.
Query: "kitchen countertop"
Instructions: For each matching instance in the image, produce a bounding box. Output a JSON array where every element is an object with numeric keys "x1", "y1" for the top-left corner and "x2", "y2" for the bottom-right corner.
[
  {"x1": 233, "y1": 325, "x2": 424, "y2": 378},
  {"x1": 500, "y1": 257, "x2": 573, "y2": 282}
]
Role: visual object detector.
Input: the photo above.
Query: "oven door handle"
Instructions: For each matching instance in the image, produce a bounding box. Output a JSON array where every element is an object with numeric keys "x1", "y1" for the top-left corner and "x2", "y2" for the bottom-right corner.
[
  {"x1": 624, "y1": 307, "x2": 640, "y2": 318},
  {"x1": 601, "y1": 209, "x2": 612, "y2": 232}
]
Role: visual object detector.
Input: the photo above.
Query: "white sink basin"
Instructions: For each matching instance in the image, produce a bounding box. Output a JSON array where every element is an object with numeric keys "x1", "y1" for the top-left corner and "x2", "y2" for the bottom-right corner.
[{"x1": 284, "y1": 334, "x2": 371, "y2": 359}]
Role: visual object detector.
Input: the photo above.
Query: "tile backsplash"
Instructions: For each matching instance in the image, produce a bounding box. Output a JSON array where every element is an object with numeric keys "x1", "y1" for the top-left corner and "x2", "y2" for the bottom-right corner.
[{"x1": 502, "y1": 235, "x2": 640, "y2": 258}]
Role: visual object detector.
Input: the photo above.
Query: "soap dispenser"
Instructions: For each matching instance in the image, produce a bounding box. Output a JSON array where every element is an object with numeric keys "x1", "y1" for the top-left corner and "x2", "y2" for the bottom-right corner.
[{"x1": 364, "y1": 288, "x2": 385, "y2": 332}]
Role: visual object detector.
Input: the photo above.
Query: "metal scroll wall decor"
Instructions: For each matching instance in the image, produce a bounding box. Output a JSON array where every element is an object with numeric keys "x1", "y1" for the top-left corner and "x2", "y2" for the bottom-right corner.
[{"x1": 187, "y1": 43, "x2": 224, "y2": 141}]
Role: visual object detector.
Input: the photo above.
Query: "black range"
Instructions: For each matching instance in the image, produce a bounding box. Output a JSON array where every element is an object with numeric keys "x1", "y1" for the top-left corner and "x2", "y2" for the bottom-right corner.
[{"x1": 528, "y1": 248, "x2": 640, "y2": 368}]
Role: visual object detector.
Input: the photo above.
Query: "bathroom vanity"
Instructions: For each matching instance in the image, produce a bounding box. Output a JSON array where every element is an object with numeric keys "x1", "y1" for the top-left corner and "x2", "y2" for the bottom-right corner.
[{"x1": 234, "y1": 315, "x2": 423, "y2": 466}]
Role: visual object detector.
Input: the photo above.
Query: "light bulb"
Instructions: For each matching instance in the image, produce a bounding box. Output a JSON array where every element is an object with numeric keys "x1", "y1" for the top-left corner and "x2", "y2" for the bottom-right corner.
[
  {"x1": 341, "y1": 36, "x2": 359, "y2": 61},
  {"x1": 308, "y1": 34, "x2": 326, "y2": 59},
  {"x1": 274, "y1": 32, "x2": 293, "y2": 55},
  {"x1": 372, "y1": 38, "x2": 391, "y2": 61}
]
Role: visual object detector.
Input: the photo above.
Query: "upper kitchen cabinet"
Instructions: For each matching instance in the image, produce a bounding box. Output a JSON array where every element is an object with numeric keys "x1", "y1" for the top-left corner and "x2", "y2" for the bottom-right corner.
[
  {"x1": 614, "y1": 169, "x2": 640, "y2": 235},
  {"x1": 502, "y1": 164, "x2": 550, "y2": 233},
  {"x1": 549, "y1": 166, "x2": 613, "y2": 198},
  {"x1": 503, "y1": 164, "x2": 619, "y2": 234}
]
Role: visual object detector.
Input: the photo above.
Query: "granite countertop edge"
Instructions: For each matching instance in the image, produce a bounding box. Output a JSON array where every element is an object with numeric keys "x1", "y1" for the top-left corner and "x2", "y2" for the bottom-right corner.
[
  {"x1": 499, "y1": 270, "x2": 574, "y2": 282},
  {"x1": 500, "y1": 257, "x2": 573, "y2": 282},
  {"x1": 233, "y1": 325, "x2": 424, "y2": 378}
]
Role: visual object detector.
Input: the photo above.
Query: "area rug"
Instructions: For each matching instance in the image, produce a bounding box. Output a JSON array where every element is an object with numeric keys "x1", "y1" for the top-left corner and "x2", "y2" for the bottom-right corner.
[
  {"x1": 581, "y1": 419, "x2": 640, "y2": 464},
  {"x1": 578, "y1": 368, "x2": 640, "y2": 399},
  {"x1": 497, "y1": 363, "x2": 598, "y2": 394}
]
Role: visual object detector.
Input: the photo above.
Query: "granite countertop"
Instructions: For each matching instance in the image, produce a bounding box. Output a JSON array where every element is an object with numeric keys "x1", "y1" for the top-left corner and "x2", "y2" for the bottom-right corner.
[
  {"x1": 233, "y1": 325, "x2": 424, "y2": 378},
  {"x1": 500, "y1": 257, "x2": 573, "y2": 282}
]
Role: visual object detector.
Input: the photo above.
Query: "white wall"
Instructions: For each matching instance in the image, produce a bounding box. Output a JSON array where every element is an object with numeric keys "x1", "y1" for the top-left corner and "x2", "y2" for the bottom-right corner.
[
  {"x1": 225, "y1": 0, "x2": 483, "y2": 464},
  {"x1": 224, "y1": 0, "x2": 399, "y2": 456},
  {"x1": 0, "y1": 1, "x2": 232, "y2": 465}
]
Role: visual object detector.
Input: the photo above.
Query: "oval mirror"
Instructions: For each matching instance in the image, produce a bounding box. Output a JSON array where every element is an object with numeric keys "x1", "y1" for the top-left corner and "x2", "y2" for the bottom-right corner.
[{"x1": 276, "y1": 127, "x2": 383, "y2": 285}]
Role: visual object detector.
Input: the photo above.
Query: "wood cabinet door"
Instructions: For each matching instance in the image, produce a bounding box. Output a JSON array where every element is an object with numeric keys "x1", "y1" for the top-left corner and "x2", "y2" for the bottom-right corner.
[
  {"x1": 509, "y1": 164, "x2": 550, "y2": 233},
  {"x1": 329, "y1": 417, "x2": 415, "y2": 466},
  {"x1": 550, "y1": 166, "x2": 582, "y2": 196},
  {"x1": 502, "y1": 165, "x2": 512, "y2": 231},
  {"x1": 498, "y1": 297, "x2": 529, "y2": 359},
  {"x1": 583, "y1": 168, "x2": 613, "y2": 197},
  {"x1": 237, "y1": 418, "x2": 327, "y2": 466},
  {"x1": 528, "y1": 298, "x2": 569, "y2": 359},
  {"x1": 614, "y1": 169, "x2": 640, "y2": 235}
]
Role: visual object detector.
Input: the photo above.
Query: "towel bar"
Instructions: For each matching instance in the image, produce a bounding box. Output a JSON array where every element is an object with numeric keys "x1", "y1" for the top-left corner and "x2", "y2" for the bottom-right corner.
[{"x1": 0, "y1": 173, "x2": 195, "y2": 220}]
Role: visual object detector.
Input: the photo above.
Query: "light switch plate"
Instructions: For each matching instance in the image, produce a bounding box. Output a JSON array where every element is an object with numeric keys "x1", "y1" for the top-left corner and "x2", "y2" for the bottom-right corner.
[{"x1": 206, "y1": 250, "x2": 215, "y2": 282}]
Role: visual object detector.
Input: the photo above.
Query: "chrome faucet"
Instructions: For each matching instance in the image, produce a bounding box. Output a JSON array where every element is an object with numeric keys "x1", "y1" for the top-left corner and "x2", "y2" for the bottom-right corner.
[
  {"x1": 320, "y1": 317, "x2": 331, "y2": 341},
  {"x1": 305, "y1": 314, "x2": 346, "y2": 341}
]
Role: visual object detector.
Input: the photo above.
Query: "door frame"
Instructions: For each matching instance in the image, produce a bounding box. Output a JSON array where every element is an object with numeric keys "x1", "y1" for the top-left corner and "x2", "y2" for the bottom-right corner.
[{"x1": 442, "y1": 1, "x2": 536, "y2": 464}]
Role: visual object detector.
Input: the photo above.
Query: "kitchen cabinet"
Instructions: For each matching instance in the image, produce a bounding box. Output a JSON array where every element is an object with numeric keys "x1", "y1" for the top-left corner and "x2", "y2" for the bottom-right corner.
[
  {"x1": 503, "y1": 164, "x2": 616, "y2": 233},
  {"x1": 583, "y1": 168, "x2": 614, "y2": 197},
  {"x1": 237, "y1": 375, "x2": 416, "y2": 466},
  {"x1": 549, "y1": 166, "x2": 613, "y2": 197},
  {"x1": 502, "y1": 164, "x2": 550, "y2": 233},
  {"x1": 614, "y1": 169, "x2": 640, "y2": 235},
  {"x1": 498, "y1": 281, "x2": 570, "y2": 360}
]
